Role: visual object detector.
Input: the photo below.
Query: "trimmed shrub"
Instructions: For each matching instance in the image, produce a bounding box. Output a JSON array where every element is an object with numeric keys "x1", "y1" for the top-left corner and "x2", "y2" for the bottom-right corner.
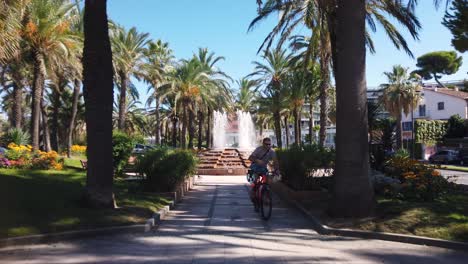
[
  {"x1": 277, "y1": 144, "x2": 334, "y2": 191},
  {"x1": 446, "y1": 114, "x2": 466, "y2": 138},
  {"x1": 113, "y1": 131, "x2": 136, "y2": 176},
  {"x1": 137, "y1": 148, "x2": 198, "y2": 192}
]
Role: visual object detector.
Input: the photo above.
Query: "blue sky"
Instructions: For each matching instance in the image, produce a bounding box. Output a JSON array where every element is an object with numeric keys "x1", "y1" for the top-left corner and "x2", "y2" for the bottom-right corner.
[{"x1": 107, "y1": 0, "x2": 467, "y2": 100}]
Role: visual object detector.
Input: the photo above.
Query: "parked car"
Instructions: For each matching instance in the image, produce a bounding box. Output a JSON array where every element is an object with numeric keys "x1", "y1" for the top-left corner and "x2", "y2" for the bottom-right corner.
[
  {"x1": 428, "y1": 150, "x2": 460, "y2": 164},
  {"x1": 132, "y1": 144, "x2": 154, "y2": 154}
]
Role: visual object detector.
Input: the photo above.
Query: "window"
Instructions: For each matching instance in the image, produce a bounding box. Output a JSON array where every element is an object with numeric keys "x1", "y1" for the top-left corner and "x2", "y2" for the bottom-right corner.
[
  {"x1": 419, "y1": 105, "x2": 426, "y2": 117},
  {"x1": 402, "y1": 121, "x2": 413, "y2": 131},
  {"x1": 438, "y1": 102, "x2": 445, "y2": 110}
]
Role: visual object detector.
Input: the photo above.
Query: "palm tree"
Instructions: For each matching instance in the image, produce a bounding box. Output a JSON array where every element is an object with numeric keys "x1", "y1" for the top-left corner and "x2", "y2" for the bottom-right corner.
[
  {"x1": 22, "y1": 0, "x2": 80, "y2": 150},
  {"x1": 380, "y1": 65, "x2": 421, "y2": 149},
  {"x1": 112, "y1": 96, "x2": 146, "y2": 135},
  {"x1": 110, "y1": 24, "x2": 149, "y2": 131},
  {"x1": 330, "y1": 0, "x2": 374, "y2": 218},
  {"x1": 82, "y1": 0, "x2": 115, "y2": 208},
  {"x1": 251, "y1": 0, "x2": 421, "y2": 147},
  {"x1": 284, "y1": 70, "x2": 308, "y2": 145},
  {"x1": 0, "y1": 0, "x2": 26, "y2": 63},
  {"x1": 235, "y1": 78, "x2": 258, "y2": 113},
  {"x1": 142, "y1": 40, "x2": 174, "y2": 145},
  {"x1": 250, "y1": 49, "x2": 293, "y2": 148}
]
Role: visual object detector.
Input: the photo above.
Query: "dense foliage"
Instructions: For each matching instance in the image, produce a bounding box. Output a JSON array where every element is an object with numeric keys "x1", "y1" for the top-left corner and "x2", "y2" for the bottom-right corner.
[
  {"x1": 414, "y1": 119, "x2": 448, "y2": 145},
  {"x1": 413, "y1": 51, "x2": 463, "y2": 86},
  {"x1": 446, "y1": 114, "x2": 466, "y2": 138},
  {"x1": 276, "y1": 144, "x2": 334, "y2": 191},
  {"x1": 385, "y1": 157, "x2": 453, "y2": 201},
  {"x1": 442, "y1": 0, "x2": 468, "y2": 53},
  {"x1": 112, "y1": 131, "x2": 137, "y2": 176},
  {"x1": 137, "y1": 148, "x2": 198, "y2": 192}
]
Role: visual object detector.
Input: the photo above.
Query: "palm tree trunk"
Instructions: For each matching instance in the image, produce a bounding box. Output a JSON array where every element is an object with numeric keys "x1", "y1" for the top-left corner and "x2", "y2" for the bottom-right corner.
[
  {"x1": 31, "y1": 52, "x2": 45, "y2": 151},
  {"x1": 12, "y1": 83, "x2": 22, "y2": 129},
  {"x1": 330, "y1": 0, "x2": 374, "y2": 217},
  {"x1": 319, "y1": 50, "x2": 330, "y2": 148},
  {"x1": 188, "y1": 105, "x2": 195, "y2": 149},
  {"x1": 284, "y1": 114, "x2": 290, "y2": 147},
  {"x1": 41, "y1": 98, "x2": 52, "y2": 152},
  {"x1": 309, "y1": 100, "x2": 314, "y2": 144},
  {"x1": 181, "y1": 101, "x2": 188, "y2": 148},
  {"x1": 118, "y1": 71, "x2": 127, "y2": 131},
  {"x1": 396, "y1": 115, "x2": 402, "y2": 149},
  {"x1": 155, "y1": 96, "x2": 160, "y2": 145},
  {"x1": 293, "y1": 108, "x2": 300, "y2": 145},
  {"x1": 82, "y1": 0, "x2": 115, "y2": 209},
  {"x1": 298, "y1": 107, "x2": 302, "y2": 145},
  {"x1": 171, "y1": 115, "x2": 177, "y2": 147},
  {"x1": 206, "y1": 108, "x2": 211, "y2": 148},
  {"x1": 67, "y1": 79, "x2": 81, "y2": 158},
  {"x1": 197, "y1": 110, "x2": 203, "y2": 150},
  {"x1": 51, "y1": 88, "x2": 61, "y2": 151},
  {"x1": 273, "y1": 110, "x2": 282, "y2": 148}
]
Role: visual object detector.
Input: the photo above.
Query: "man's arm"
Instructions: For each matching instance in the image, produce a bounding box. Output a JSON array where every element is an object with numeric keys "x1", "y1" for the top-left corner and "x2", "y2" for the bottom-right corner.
[{"x1": 248, "y1": 148, "x2": 265, "y2": 165}]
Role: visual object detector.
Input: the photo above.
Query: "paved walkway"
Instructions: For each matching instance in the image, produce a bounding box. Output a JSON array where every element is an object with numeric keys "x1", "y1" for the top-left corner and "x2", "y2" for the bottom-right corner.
[
  {"x1": 439, "y1": 169, "x2": 468, "y2": 185},
  {"x1": 1, "y1": 176, "x2": 467, "y2": 263}
]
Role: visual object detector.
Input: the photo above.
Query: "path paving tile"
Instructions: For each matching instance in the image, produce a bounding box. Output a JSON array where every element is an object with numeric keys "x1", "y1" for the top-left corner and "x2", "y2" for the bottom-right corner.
[{"x1": 0, "y1": 175, "x2": 467, "y2": 263}]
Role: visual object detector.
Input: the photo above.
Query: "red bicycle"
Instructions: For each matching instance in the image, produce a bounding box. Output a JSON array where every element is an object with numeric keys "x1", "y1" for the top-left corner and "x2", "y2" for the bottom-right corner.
[{"x1": 247, "y1": 171, "x2": 273, "y2": 220}]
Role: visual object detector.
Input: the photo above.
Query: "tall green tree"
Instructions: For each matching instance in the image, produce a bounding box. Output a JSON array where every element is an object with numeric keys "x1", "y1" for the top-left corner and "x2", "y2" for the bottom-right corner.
[
  {"x1": 235, "y1": 78, "x2": 258, "y2": 113},
  {"x1": 380, "y1": 65, "x2": 421, "y2": 149},
  {"x1": 22, "y1": 0, "x2": 80, "y2": 150},
  {"x1": 442, "y1": 0, "x2": 467, "y2": 53},
  {"x1": 142, "y1": 40, "x2": 174, "y2": 145},
  {"x1": 110, "y1": 24, "x2": 149, "y2": 131},
  {"x1": 250, "y1": 49, "x2": 293, "y2": 148},
  {"x1": 414, "y1": 51, "x2": 463, "y2": 87},
  {"x1": 82, "y1": 0, "x2": 115, "y2": 208}
]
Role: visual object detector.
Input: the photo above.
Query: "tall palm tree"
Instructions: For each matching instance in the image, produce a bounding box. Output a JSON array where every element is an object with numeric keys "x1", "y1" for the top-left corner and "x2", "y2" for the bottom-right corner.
[
  {"x1": 22, "y1": 0, "x2": 80, "y2": 150},
  {"x1": 252, "y1": 0, "x2": 421, "y2": 147},
  {"x1": 82, "y1": 0, "x2": 115, "y2": 208},
  {"x1": 0, "y1": 0, "x2": 26, "y2": 63},
  {"x1": 110, "y1": 24, "x2": 149, "y2": 131},
  {"x1": 235, "y1": 78, "x2": 258, "y2": 113},
  {"x1": 330, "y1": 0, "x2": 375, "y2": 218},
  {"x1": 380, "y1": 65, "x2": 421, "y2": 149},
  {"x1": 142, "y1": 40, "x2": 174, "y2": 145},
  {"x1": 250, "y1": 49, "x2": 293, "y2": 148},
  {"x1": 284, "y1": 70, "x2": 308, "y2": 145}
]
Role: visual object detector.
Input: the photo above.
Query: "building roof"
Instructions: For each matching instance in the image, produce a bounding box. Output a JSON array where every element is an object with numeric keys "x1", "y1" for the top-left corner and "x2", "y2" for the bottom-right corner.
[{"x1": 425, "y1": 88, "x2": 468, "y2": 100}]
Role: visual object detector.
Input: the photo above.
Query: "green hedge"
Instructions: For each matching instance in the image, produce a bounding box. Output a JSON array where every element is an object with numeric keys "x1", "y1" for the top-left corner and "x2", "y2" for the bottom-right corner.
[
  {"x1": 276, "y1": 144, "x2": 334, "y2": 191},
  {"x1": 137, "y1": 148, "x2": 198, "y2": 192},
  {"x1": 414, "y1": 120, "x2": 447, "y2": 145}
]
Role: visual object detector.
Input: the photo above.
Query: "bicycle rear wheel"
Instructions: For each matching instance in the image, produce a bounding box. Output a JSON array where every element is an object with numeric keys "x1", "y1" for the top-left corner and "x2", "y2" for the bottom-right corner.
[{"x1": 260, "y1": 186, "x2": 272, "y2": 220}]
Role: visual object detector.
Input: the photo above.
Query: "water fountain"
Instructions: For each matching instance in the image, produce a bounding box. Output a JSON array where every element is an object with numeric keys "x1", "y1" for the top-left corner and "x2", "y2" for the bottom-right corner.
[
  {"x1": 237, "y1": 110, "x2": 257, "y2": 150},
  {"x1": 212, "y1": 111, "x2": 227, "y2": 149},
  {"x1": 197, "y1": 110, "x2": 256, "y2": 175}
]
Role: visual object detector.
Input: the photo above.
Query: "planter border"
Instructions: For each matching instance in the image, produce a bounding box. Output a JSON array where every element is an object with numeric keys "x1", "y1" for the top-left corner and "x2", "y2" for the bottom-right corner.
[
  {"x1": 0, "y1": 175, "x2": 196, "y2": 248},
  {"x1": 271, "y1": 181, "x2": 468, "y2": 252}
]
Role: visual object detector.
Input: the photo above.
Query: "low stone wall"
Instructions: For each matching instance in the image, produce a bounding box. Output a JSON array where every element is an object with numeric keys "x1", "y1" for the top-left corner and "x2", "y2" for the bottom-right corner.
[
  {"x1": 197, "y1": 168, "x2": 248, "y2": 175},
  {"x1": 271, "y1": 181, "x2": 329, "y2": 203}
]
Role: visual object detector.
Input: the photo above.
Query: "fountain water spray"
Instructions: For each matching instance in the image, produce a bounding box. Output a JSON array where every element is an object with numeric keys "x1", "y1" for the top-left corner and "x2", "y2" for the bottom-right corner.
[
  {"x1": 237, "y1": 110, "x2": 257, "y2": 149},
  {"x1": 212, "y1": 111, "x2": 227, "y2": 149}
]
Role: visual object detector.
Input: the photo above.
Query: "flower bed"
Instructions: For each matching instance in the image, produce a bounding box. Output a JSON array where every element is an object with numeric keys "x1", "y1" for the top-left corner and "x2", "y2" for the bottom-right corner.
[{"x1": 0, "y1": 143, "x2": 63, "y2": 170}]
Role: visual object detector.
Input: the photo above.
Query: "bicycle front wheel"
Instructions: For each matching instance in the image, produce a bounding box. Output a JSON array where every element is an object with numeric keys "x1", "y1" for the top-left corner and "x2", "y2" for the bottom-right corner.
[{"x1": 260, "y1": 186, "x2": 272, "y2": 220}]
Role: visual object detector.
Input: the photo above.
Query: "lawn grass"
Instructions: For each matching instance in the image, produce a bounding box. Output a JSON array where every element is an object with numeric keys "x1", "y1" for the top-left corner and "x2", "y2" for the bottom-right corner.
[
  {"x1": 0, "y1": 157, "x2": 169, "y2": 238},
  {"x1": 440, "y1": 165, "x2": 468, "y2": 172},
  {"x1": 323, "y1": 193, "x2": 468, "y2": 242}
]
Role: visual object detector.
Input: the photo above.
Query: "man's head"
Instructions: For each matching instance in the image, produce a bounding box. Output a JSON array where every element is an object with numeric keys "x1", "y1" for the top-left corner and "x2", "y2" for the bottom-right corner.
[{"x1": 262, "y1": 138, "x2": 272, "y2": 149}]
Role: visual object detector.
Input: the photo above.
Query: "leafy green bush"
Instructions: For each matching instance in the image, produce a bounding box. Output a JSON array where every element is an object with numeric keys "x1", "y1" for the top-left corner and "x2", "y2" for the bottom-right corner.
[
  {"x1": 446, "y1": 114, "x2": 466, "y2": 138},
  {"x1": 277, "y1": 144, "x2": 334, "y2": 191},
  {"x1": 415, "y1": 120, "x2": 448, "y2": 145},
  {"x1": 137, "y1": 148, "x2": 198, "y2": 192},
  {"x1": 0, "y1": 128, "x2": 30, "y2": 146},
  {"x1": 113, "y1": 131, "x2": 136, "y2": 176}
]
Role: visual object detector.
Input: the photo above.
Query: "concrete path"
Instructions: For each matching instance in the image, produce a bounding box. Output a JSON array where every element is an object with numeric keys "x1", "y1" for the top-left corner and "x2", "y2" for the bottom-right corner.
[
  {"x1": 439, "y1": 169, "x2": 468, "y2": 185},
  {"x1": 1, "y1": 176, "x2": 467, "y2": 263}
]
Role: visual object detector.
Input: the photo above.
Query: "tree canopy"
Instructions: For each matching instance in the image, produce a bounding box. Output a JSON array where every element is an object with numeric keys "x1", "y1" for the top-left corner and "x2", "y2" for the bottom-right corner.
[
  {"x1": 413, "y1": 51, "x2": 463, "y2": 87},
  {"x1": 442, "y1": 0, "x2": 468, "y2": 53}
]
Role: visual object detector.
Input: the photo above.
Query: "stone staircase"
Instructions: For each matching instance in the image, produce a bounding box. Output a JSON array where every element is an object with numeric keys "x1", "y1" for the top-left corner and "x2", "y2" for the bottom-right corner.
[{"x1": 197, "y1": 148, "x2": 252, "y2": 175}]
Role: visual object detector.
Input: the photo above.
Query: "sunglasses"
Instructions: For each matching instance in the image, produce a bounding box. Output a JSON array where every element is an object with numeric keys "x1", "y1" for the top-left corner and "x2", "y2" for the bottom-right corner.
[{"x1": 264, "y1": 143, "x2": 271, "y2": 146}]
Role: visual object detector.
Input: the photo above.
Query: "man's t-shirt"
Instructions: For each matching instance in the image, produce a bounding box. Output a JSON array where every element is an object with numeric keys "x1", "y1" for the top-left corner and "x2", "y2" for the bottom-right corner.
[{"x1": 249, "y1": 146, "x2": 276, "y2": 166}]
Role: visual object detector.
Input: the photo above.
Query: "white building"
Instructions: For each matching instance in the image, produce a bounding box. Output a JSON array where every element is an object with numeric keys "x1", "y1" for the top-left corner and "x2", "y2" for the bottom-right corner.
[{"x1": 401, "y1": 87, "x2": 468, "y2": 138}]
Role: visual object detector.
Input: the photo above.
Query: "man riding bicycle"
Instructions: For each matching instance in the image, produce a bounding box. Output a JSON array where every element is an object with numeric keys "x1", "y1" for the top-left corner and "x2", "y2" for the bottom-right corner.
[{"x1": 248, "y1": 137, "x2": 279, "y2": 201}]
